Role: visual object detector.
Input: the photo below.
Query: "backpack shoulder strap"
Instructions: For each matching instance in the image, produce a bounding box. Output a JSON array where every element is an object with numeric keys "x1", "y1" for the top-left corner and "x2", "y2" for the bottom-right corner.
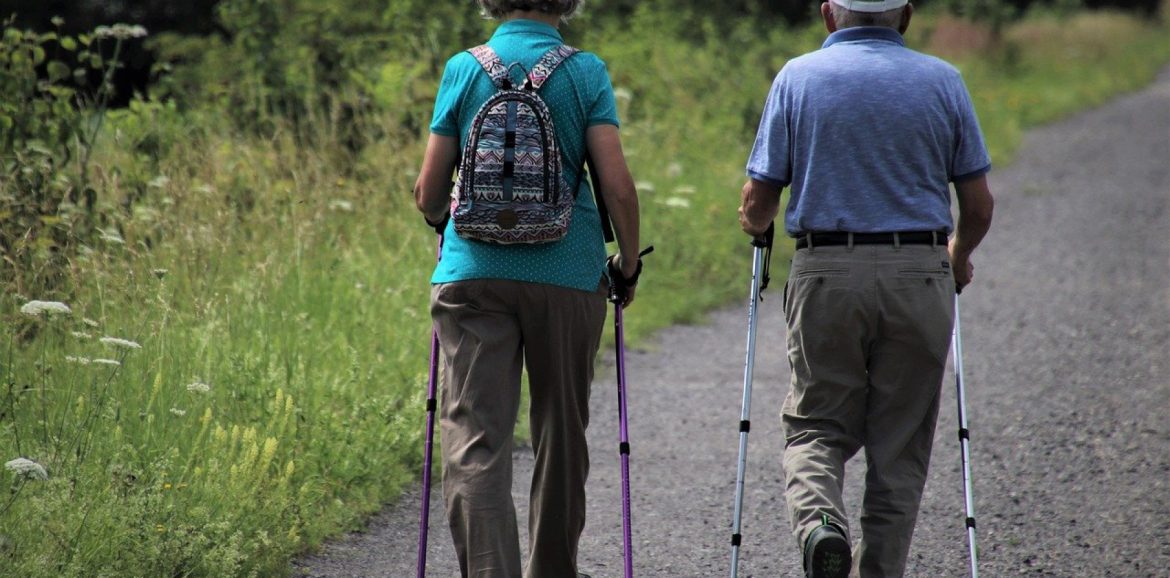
[
  {"x1": 468, "y1": 45, "x2": 510, "y2": 89},
  {"x1": 527, "y1": 45, "x2": 580, "y2": 91}
]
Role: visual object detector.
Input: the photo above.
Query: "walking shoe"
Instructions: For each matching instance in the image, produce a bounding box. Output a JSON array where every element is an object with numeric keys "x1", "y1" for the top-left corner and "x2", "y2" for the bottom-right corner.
[{"x1": 803, "y1": 522, "x2": 851, "y2": 578}]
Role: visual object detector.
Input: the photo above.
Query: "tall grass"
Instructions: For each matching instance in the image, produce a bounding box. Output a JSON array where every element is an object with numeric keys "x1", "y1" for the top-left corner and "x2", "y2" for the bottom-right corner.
[{"x1": 1, "y1": 7, "x2": 1168, "y2": 577}]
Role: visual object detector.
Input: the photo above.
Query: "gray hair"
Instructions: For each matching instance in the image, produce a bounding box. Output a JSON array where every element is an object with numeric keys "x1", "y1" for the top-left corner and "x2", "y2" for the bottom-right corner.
[
  {"x1": 829, "y1": 3, "x2": 906, "y2": 29},
  {"x1": 477, "y1": 0, "x2": 584, "y2": 20}
]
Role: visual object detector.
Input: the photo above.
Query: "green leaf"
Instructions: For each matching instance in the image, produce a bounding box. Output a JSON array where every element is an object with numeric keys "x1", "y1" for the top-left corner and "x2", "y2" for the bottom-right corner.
[
  {"x1": 40, "y1": 32, "x2": 59, "y2": 43},
  {"x1": 32, "y1": 46, "x2": 46, "y2": 65},
  {"x1": 89, "y1": 53, "x2": 103, "y2": 69},
  {"x1": 78, "y1": 33, "x2": 92, "y2": 47},
  {"x1": 60, "y1": 37, "x2": 77, "y2": 51},
  {"x1": 47, "y1": 61, "x2": 70, "y2": 82}
]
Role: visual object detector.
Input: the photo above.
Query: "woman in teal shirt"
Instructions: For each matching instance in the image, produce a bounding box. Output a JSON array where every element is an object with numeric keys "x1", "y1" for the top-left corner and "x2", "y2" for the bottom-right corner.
[{"x1": 414, "y1": 1, "x2": 642, "y2": 576}]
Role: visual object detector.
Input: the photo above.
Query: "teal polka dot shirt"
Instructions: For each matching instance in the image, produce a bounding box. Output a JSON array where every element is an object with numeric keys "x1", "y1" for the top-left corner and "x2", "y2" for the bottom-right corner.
[{"x1": 429, "y1": 19, "x2": 620, "y2": 292}]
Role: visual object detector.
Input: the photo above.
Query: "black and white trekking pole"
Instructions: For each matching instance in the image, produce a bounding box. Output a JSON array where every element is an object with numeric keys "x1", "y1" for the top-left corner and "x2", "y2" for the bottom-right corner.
[
  {"x1": 729, "y1": 224, "x2": 773, "y2": 578},
  {"x1": 608, "y1": 246, "x2": 653, "y2": 578},
  {"x1": 952, "y1": 293, "x2": 979, "y2": 578},
  {"x1": 417, "y1": 234, "x2": 443, "y2": 578}
]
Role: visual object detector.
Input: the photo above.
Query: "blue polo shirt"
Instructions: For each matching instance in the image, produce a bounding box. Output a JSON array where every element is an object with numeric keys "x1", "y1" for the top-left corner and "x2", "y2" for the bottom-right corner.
[
  {"x1": 429, "y1": 20, "x2": 619, "y2": 292},
  {"x1": 746, "y1": 27, "x2": 991, "y2": 236}
]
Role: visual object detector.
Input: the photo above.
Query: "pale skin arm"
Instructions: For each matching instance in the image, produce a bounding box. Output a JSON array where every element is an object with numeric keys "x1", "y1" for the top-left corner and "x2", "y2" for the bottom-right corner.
[
  {"x1": 949, "y1": 174, "x2": 994, "y2": 291},
  {"x1": 413, "y1": 134, "x2": 459, "y2": 225},
  {"x1": 738, "y1": 178, "x2": 783, "y2": 237},
  {"x1": 586, "y1": 124, "x2": 642, "y2": 306}
]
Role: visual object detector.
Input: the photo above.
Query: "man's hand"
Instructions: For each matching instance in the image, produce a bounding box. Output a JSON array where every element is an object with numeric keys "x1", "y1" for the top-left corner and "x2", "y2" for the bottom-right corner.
[
  {"x1": 739, "y1": 179, "x2": 781, "y2": 236},
  {"x1": 949, "y1": 242, "x2": 974, "y2": 292}
]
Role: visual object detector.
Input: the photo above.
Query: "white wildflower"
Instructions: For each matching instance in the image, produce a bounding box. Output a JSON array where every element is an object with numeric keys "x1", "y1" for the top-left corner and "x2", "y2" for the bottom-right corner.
[
  {"x1": 100, "y1": 336, "x2": 141, "y2": 350},
  {"x1": 613, "y1": 87, "x2": 633, "y2": 102},
  {"x1": 65, "y1": 356, "x2": 92, "y2": 365},
  {"x1": 152, "y1": 269, "x2": 169, "y2": 279},
  {"x1": 5, "y1": 458, "x2": 48, "y2": 481},
  {"x1": 71, "y1": 331, "x2": 92, "y2": 339},
  {"x1": 186, "y1": 382, "x2": 211, "y2": 395},
  {"x1": 82, "y1": 318, "x2": 100, "y2": 328},
  {"x1": 328, "y1": 199, "x2": 354, "y2": 212},
  {"x1": 659, "y1": 197, "x2": 692, "y2": 209},
  {"x1": 666, "y1": 162, "x2": 684, "y2": 178},
  {"x1": 92, "y1": 358, "x2": 121, "y2": 367},
  {"x1": 169, "y1": 408, "x2": 186, "y2": 417},
  {"x1": 635, "y1": 180, "x2": 656, "y2": 194},
  {"x1": 20, "y1": 300, "x2": 72, "y2": 317},
  {"x1": 672, "y1": 185, "x2": 697, "y2": 195},
  {"x1": 93, "y1": 24, "x2": 148, "y2": 40}
]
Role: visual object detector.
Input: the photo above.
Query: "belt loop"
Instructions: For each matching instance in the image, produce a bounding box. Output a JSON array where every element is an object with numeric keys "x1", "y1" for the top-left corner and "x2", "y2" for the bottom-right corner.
[
  {"x1": 931, "y1": 231, "x2": 938, "y2": 249},
  {"x1": 807, "y1": 233, "x2": 814, "y2": 252},
  {"x1": 846, "y1": 232, "x2": 854, "y2": 250},
  {"x1": 893, "y1": 231, "x2": 901, "y2": 249}
]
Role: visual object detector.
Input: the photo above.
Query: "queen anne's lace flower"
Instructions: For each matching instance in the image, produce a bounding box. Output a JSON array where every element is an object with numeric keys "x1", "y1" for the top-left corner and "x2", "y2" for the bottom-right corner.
[
  {"x1": 93, "y1": 24, "x2": 148, "y2": 40},
  {"x1": 5, "y1": 457, "x2": 48, "y2": 481},
  {"x1": 20, "y1": 300, "x2": 72, "y2": 317},
  {"x1": 92, "y1": 359, "x2": 121, "y2": 367},
  {"x1": 186, "y1": 382, "x2": 212, "y2": 395},
  {"x1": 100, "y1": 337, "x2": 141, "y2": 350}
]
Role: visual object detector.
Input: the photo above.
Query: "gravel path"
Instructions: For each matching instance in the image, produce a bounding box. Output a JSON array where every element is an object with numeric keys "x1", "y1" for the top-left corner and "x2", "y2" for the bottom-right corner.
[{"x1": 293, "y1": 68, "x2": 1170, "y2": 578}]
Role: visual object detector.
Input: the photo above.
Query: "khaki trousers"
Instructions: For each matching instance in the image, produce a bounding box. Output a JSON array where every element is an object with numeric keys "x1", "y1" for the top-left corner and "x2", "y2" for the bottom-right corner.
[
  {"x1": 781, "y1": 243, "x2": 955, "y2": 578},
  {"x1": 431, "y1": 278, "x2": 607, "y2": 578}
]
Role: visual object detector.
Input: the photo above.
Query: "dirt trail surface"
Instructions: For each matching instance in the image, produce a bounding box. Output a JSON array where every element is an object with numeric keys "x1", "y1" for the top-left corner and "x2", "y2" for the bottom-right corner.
[{"x1": 294, "y1": 69, "x2": 1170, "y2": 578}]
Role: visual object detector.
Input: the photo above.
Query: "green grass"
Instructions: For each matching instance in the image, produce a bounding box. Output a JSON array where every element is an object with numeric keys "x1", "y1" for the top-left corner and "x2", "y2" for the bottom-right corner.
[{"x1": 2, "y1": 8, "x2": 1168, "y2": 577}]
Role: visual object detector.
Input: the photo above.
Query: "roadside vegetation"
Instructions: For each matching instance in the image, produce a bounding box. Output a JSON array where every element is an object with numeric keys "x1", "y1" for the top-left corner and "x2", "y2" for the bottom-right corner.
[{"x1": 1, "y1": 1, "x2": 1167, "y2": 575}]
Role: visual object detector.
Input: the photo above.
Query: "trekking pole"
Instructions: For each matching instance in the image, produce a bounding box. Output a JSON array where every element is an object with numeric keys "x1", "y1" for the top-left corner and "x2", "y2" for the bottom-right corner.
[
  {"x1": 417, "y1": 235, "x2": 443, "y2": 578},
  {"x1": 952, "y1": 293, "x2": 979, "y2": 578},
  {"x1": 609, "y1": 246, "x2": 654, "y2": 578},
  {"x1": 729, "y1": 224, "x2": 774, "y2": 578}
]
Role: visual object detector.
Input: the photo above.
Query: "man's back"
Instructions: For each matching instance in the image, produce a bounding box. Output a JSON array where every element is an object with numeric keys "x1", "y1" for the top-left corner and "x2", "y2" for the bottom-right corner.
[{"x1": 747, "y1": 27, "x2": 990, "y2": 235}]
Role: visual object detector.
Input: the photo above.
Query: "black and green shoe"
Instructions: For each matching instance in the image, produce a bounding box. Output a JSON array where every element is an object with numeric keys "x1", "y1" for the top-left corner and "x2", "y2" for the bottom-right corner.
[{"x1": 803, "y1": 518, "x2": 851, "y2": 578}]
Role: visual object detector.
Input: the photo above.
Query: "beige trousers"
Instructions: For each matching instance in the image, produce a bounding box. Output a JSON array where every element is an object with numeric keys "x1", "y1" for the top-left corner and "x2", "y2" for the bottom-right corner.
[
  {"x1": 781, "y1": 243, "x2": 955, "y2": 578},
  {"x1": 431, "y1": 278, "x2": 607, "y2": 578}
]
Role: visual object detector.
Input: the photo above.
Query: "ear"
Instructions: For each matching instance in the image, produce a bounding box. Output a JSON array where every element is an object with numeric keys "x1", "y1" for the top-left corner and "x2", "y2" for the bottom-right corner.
[
  {"x1": 898, "y1": 3, "x2": 914, "y2": 34},
  {"x1": 821, "y1": 2, "x2": 838, "y2": 33}
]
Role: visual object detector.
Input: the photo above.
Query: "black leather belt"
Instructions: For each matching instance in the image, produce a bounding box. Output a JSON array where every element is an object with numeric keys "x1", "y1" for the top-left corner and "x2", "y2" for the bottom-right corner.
[{"x1": 795, "y1": 231, "x2": 947, "y2": 250}]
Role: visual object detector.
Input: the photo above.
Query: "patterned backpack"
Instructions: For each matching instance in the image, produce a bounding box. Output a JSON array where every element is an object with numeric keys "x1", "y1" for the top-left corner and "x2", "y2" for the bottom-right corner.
[{"x1": 450, "y1": 44, "x2": 581, "y2": 244}]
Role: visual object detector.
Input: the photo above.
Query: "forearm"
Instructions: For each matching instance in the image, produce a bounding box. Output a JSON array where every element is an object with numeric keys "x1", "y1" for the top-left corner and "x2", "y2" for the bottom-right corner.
[
  {"x1": 414, "y1": 134, "x2": 458, "y2": 223},
  {"x1": 739, "y1": 178, "x2": 782, "y2": 235},
  {"x1": 952, "y1": 175, "x2": 994, "y2": 258},
  {"x1": 604, "y1": 180, "x2": 640, "y2": 267}
]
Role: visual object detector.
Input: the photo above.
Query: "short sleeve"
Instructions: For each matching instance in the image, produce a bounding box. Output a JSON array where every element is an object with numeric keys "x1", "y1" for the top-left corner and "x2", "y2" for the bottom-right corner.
[
  {"x1": 949, "y1": 74, "x2": 991, "y2": 181},
  {"x1": 429, "y1": 54, "x2": 468, "y2": 137},
  {"x1": 745, "y1": 70, "x2": 792, "y2": 186},
  {"x1": 585, "y1": 55, "x2": 619, "y2": 128}
]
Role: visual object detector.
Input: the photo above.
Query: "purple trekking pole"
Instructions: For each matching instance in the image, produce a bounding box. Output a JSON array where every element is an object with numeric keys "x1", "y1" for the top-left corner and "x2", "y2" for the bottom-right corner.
[
  {"x1": 417, "y1": 236, "x2": 443, "y2": 578},
  {"x1": 608, "y1": 246, "x2": 653, "y2": 578}
]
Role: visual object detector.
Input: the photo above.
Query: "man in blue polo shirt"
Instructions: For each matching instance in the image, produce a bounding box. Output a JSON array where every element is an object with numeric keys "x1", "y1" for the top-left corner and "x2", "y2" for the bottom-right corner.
[{"x1": 738, "y1": 0, "x2": 995, "y2": 576}]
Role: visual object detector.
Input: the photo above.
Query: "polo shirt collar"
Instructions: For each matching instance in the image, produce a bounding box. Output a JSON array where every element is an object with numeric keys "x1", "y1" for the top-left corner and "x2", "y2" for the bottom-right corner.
[
  {"x1": 823, "y1": 26, "x2": 905, "y2": 49},
  {"x1": 491, "y1": 19, "x2": 564, "y2": 42}
]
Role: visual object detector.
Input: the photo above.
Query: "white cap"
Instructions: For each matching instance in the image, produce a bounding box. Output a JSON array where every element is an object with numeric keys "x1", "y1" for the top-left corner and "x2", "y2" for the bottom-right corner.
[{"x1": 829, "y1": 0, "x2": 909, "y2": 12}]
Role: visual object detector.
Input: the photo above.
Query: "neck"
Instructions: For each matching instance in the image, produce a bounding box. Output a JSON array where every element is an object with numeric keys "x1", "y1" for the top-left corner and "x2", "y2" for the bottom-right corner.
[{"x1": 506, "y1": 10, "x2": 561, "y2": 28}]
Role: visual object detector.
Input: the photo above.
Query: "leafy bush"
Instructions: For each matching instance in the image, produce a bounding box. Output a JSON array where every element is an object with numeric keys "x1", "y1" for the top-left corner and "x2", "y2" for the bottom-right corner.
[{"x1": 0, "y1": 18, "x2": 145, "y2": 299}]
